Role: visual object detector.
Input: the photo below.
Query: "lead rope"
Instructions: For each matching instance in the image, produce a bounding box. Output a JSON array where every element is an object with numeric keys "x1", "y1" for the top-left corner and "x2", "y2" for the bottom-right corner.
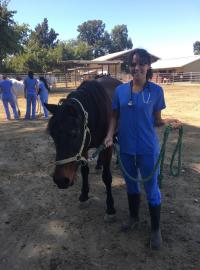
[{"x1": 92, "y1": 125, "x2": 183, "y2": 187}]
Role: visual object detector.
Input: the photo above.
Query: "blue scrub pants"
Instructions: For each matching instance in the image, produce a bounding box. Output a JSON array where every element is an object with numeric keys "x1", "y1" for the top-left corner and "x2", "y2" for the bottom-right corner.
[
  {"x1": 25, "y1": 93, "x2": 37, "y2": 119},
  {"x1": 39, "y1": 91, "x2": 48, "y2": 118},
  {"x1": 120, "y1": 153, "x2": 161, "y2": 206},
  {"x1": 2, "y1": 96, "x2": 19, "y2": 120}
]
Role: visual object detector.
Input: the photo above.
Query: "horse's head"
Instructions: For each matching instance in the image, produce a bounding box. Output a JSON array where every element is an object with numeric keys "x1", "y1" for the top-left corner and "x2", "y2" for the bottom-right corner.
[{"x1": 46, "y1": 100, "x2": 89, "y2": 189}]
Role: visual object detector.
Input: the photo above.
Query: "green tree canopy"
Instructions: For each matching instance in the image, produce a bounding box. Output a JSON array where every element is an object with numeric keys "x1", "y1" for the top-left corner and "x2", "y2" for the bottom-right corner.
[
  {"x1": 193, "y1": 41, "x2": 200, "y2": 55},
  {"x1": 0, "y1": 0, "x2": 29, "y2": 69},
  {"x1": 29, "y1": 18, "x2": 59, "y2": 48},
  {"x1": 72, "y1": 40, "x2": 93, "y2": 60},
  {"x1": 77, "y1": 20, "x2": 105, "y2": 46},
  {"x1": 5, "y1": 39, "x2": 93, "y2": 73},
  {"x1": 110, "y1": 24, "x2": 133, "y2": 53},
  {"x1": 2, "y1": 10, "x2": 134, "y2": 72},
  {"x1": 77, "y1": 20, "x2": 132, "y2": 57},
  {"x1": 77, "y1": 20, "x2": 112, "y2": 57}
]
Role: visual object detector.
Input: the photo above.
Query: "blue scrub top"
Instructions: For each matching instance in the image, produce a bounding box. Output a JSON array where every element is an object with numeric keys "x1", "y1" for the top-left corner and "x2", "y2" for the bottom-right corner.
[
  {"x1": 112, "y1": 81, "x2": 166, "y2": 155},
  {"x1": 24, "y1": 77, "x2": 38, "y2": 95},
  {"x1": 0, "y1": 80, "x2": 13, "y2": 98},
  {"x1": 39, "y1": 81, "x2": 48, "y2": 94}
]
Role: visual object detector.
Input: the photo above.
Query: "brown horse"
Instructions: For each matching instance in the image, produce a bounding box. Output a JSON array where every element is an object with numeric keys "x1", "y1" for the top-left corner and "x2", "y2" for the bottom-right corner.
[{"x1": 45, "y1": 76, "x2": 122, "y2": 220}]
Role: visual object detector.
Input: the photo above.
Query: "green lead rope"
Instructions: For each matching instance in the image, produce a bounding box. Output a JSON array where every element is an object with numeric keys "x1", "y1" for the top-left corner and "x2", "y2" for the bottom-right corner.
[{"x1": 92, "y1": 125, "x2": 183, "y2": 187}]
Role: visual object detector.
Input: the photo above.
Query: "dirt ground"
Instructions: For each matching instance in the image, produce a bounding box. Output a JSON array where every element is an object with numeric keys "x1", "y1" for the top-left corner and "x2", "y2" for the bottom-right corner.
[{"x1": 0, "y1": 84, "x2": 200, "y2": 270}]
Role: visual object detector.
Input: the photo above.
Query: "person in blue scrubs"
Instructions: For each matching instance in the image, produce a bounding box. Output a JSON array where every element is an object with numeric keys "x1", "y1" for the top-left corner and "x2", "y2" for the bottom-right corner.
[
  {"x1": 104, "y1": 48, "x2": 181, "y2": 250},
  {"x1": 24, "y1": 71, "x2": 38, "y2": 119},
  {"x1": 0, "y1": 75, "x2": 19, "y2": 120},
  {"x1": 38, "y1": 76, "x2": 49, "y2": 118}
]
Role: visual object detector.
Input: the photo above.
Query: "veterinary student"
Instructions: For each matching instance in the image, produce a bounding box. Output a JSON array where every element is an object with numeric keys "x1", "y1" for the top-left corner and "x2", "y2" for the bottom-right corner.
[
  {"x1": 24, "y1": 71, "x2": 38, "y2": 119},
  {"x1": 0, "y1": 75, "x2": 19, "y2": 120},
  {"x1": 38, "y1": 76, "x2": 49, "y2": 118},
  {"x1": 104, "y1": 48, "x2": 181, "y2": 250}
]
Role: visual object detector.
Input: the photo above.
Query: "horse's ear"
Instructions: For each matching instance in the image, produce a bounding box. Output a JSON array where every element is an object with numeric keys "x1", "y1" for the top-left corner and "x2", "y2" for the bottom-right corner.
[{"x1": 44, "y1": 103, "x2": 58, "y2": 115}]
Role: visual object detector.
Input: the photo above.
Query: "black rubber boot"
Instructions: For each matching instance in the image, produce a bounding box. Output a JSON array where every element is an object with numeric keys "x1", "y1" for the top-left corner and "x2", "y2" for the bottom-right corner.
[
  {"x1": 149, "y1": 204, "x2": 162, "y2": 250},
  {"x1": 121, "y1": 193, "x2": 140, "y2": 232}
]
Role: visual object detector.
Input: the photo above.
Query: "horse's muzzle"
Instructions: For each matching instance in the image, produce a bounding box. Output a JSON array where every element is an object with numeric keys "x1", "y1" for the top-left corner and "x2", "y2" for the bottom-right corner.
[{"x1": 53, "y1": 175, "x2": 74, "y2": 189}]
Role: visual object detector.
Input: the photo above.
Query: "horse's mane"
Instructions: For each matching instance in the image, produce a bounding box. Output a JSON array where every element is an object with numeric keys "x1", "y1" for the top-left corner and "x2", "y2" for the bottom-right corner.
[
  {"x1": 55, "y1": 80, "x2": 111, "y2": 145},
  {"x1": 71, "y1": 80, "x2": 111, "y2": 128},
  {"x1": 59, "y1": 80, "x2": 110, "y2": 114},
  {"x1": 50, "y1": 78, "x2": 122, "y2": 146}
]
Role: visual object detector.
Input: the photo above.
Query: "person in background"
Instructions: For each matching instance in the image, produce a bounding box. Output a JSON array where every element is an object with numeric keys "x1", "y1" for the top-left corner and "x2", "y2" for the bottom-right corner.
[
  {"x1": 38, "y1": 76, "x2": 50, "y2": 118},
  {"x1": 12, "y1": 85, "x2": 20, "y2": 117},
  {"x1": 0, "y1": 75, "x2": 19, "y2": 120},
  {"x1": 104, "y1": 48, "x2": 181, "y2": 250},
  {"x1": 0, "y1": 76, "x2": 2, "y2": 102},
  {"x1": 24, "y1": 71, "x2": 38, "y2": 119},
  {"x1": 11, "y1": 76, "x2": 24, "y2": 117}
]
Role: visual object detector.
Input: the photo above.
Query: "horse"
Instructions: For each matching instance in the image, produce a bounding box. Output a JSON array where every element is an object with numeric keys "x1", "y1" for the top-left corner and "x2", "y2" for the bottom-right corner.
[{"x1": 45, "y1": 76, "x2": 122, "y2": 221}]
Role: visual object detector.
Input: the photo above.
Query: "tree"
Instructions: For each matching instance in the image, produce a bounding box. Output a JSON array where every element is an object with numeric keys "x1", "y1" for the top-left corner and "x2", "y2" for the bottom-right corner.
[
  {"x1": 109, "y1": 24, "x2": 133, "y2": 53},
  {"x1": 6, "y1": 40, "x2": 86, "y2": 73},
  {"x1": 77, "y1": 20, "x2": 111, "y2": 58},
  {"x1": 77, "y1": 20, "x2": 133, "y2": 58},
  {"x1": 0, "y1": 0, "x2": 29, "y2": 70},
  {"x1": 193, "y1": 41, "x2": 200, "y2": 55},
  {"x1": 77, "y1": 20, "x2": 105, "y2": 46},
  {"x1": 29, "y1": 18, "x2": 59, "y2": 48},
  {"x1": 73, "y1": 40, "x2": 93, "y2": 60}
]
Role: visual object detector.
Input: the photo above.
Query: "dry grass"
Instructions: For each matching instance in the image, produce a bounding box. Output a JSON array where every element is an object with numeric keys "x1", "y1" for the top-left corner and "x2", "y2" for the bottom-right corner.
[
  {"x1": 1, "y1": 83, "x2": 200, "y2": 127},
  {"x1": 162, "y1": 84, "x2": 200, "y2": 127}
]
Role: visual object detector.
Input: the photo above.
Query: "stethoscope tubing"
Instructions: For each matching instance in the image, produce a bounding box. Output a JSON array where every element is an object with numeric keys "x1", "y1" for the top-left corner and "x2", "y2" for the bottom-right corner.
[{"x1": 128, "y1": 81, "x2": 151, "y2": 106}]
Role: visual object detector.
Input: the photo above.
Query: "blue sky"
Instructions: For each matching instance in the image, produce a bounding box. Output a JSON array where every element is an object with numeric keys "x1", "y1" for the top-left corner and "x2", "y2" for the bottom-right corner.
[{"x1": 8, "y1": 0, "x2": 200, "y2": 59}]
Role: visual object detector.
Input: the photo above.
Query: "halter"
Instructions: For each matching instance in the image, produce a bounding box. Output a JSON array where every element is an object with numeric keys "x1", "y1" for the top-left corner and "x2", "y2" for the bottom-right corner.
[{"x1": 55, "y1": 98, "x2": 91, "y2": 166}]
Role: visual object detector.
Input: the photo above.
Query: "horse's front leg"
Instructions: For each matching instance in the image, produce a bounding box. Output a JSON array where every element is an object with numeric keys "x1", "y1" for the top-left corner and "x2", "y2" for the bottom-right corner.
[
  {"x1": 79, "y1": 164, "x2": 90, "y2": 202},
  {"x1": 101, "y1": 148, "x2": 116, "y2": 221}
]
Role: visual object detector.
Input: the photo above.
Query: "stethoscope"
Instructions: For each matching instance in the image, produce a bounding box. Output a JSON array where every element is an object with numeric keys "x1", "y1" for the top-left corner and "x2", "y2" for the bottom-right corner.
[{"x1": 128, "y1": 80, "x2": 151, "y2": 106}]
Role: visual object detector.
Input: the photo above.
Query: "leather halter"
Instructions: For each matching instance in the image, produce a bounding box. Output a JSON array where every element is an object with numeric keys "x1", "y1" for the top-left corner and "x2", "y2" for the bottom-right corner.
[{"x1": 55, "y1": 98, "x2": 91, "y2": 166}]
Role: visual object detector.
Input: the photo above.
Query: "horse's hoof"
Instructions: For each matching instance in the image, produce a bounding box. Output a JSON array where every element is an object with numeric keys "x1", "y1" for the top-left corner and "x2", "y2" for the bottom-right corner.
[
  {"x1": 104, "y1": 213, "x2": 116, "y2": 223},
  {"x1": 79, "y1": 194, "x2": 89, "y2": 202}
]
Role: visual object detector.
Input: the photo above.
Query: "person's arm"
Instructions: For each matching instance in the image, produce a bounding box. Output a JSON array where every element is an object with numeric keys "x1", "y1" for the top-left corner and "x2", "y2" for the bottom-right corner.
[
  {"x1": 154, "y1": 111, "x2": 182, "y2": 129},
  {"x1": 104, "y1": 110, "x2": 119, "y2": 147}
]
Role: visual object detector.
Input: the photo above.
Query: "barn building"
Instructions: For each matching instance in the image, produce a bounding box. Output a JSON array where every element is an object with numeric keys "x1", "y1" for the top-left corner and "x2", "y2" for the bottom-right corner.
[
  {"x1": 151, "y1": 55, "x2": 200, "y2": 73},
  {"x1": 151, "y1": 55, "x2": 200, "y2": 83}
]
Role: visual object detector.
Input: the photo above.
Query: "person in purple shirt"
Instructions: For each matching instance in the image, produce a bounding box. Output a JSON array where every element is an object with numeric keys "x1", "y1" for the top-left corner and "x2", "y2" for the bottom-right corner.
[
  {"x1": 104, "y1": 48, "x2": 181, "y2": 250},
  {"x1": 24, "y1": 71, "x2": 38, "y2": 119},
  {"x1": 0, "y1": 75, "x2": 19, "y2": 120}
]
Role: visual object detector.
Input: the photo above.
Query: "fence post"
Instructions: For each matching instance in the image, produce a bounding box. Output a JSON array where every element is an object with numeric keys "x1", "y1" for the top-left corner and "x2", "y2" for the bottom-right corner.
[
  {"x1": 64, "y1": 65, "x2": 67, "y2": 88},
  {"x1": 190, "y1": 72, "x2": 193, "y2": 83}
]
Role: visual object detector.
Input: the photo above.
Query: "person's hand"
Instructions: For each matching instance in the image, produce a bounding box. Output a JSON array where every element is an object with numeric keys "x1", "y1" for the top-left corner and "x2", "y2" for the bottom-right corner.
[
  {"x1": 104, "y1": 135, "x2": 113, "y2": 148},
  {"x1": 166, "y1": 119, "x2": 182, "y2": 129}
]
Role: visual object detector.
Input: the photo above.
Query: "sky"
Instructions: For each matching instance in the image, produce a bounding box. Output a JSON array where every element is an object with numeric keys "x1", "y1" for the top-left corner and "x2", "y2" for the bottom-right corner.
[{"x1": 8, "y1": 0, "x2": 200, "y2": 59}]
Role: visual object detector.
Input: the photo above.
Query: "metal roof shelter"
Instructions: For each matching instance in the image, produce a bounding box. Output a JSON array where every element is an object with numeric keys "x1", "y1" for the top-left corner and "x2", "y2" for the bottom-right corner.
[
  {"x1": 60, "y1": 60, "x2": 123, "y2": 65},
  {"x1": 152, "y1": 55, "x2": 200, "y2": 72},
  {"x1": 60, "y1": 59, "x2": 123, "y2": 75},
  {"x1": 59, "y1": 49, "x2": 159, "y2": 87},
  {"x1": 92, "y1": 49, "x2": 159, "y2": 63},
  {"x1": 59, "y1": 59, "x2": 123, "y2": 88}
]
